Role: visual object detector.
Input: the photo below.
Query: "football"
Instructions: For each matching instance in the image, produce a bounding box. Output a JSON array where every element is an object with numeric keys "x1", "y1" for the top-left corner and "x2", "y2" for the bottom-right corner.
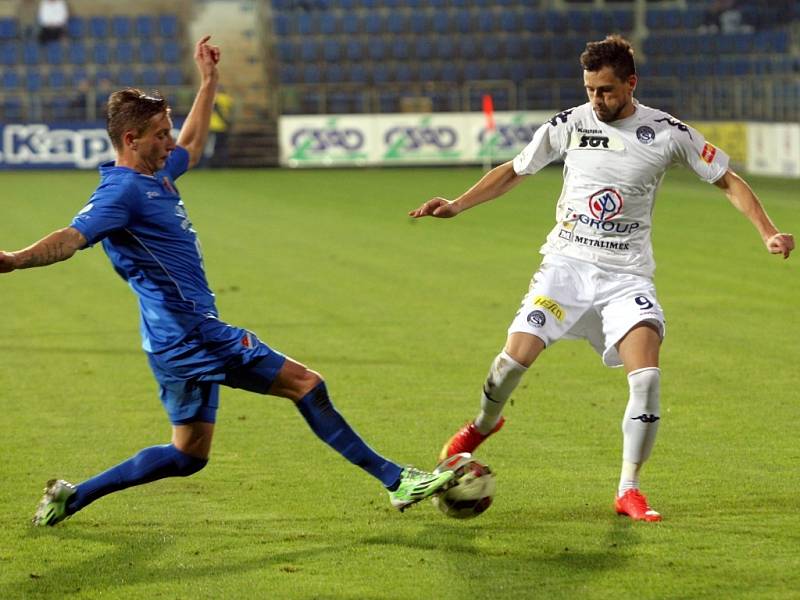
[{"x1": 432, "y1": 452, "x2": 496, "y2": 519}]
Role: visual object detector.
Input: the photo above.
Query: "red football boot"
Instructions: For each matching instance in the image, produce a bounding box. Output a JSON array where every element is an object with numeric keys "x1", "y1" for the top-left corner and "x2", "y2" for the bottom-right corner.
[
  {"x1": 438, "y1": 417, "x2": 505, "y2": 461},
  {"x1": 615, "y1": 489, "x2": 662, "y2": 522}
]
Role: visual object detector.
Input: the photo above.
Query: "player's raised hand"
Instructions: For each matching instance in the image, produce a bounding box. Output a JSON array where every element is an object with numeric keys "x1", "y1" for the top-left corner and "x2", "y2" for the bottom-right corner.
[
  {"x1": 766, "y1": 232, "x2": 794, "y2": 259},
  {"x1": 408, "y1": 197, "x2": 461, "y2": 219},
  {"x1": 0, "y1": 251, "x2": 17, "y2": 273},
  {"x1": 193, "y1": 35, "x2": 220, "y2": 80}
]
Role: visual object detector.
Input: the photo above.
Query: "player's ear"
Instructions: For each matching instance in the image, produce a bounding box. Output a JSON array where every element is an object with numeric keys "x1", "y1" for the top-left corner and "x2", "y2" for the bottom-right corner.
[
  {"x1": 628, "y1": 73, "x2": 638, "y2": 92},
  {"x1": 123, "y1": 130, "x2": 138, "y2": 151}
]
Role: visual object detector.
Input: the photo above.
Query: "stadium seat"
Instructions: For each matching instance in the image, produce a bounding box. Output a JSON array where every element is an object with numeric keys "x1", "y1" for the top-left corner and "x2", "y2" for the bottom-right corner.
[
  {"x1": 419, "y1": 61, "x2": 440, "y2": 82},
  {"x1": 2, "y1": 95, "x2": 24, "y2": 121},
  {"x1": 324, "y1": 63, "x2": 346, "y2": 84},
  {"x1": 138, "y1": 42, "x2": 158, "y2": 63},
  {"x1": 22, "y1": 41, "x2": 41, "y2": 65},
  {"x1": 135, "y1": 16, "x2": 155, "y2": 38},
  {"x1": 475, "y1": 10, "x2": 495, "y2": 33},
  {"x1": 1, "y1": 68, "x2": 20, "y2": 90},
  {"x1": 319, "y1": 13, "x2": 336, "y2": 35},
  {"x1": 390, "y1": 38, "x2": 410, "y2": 60},
  {"x1": 44, "y1": 42, "x2": 66, "y2": 65},
  {"x1": 117, "y1": 67, "x2": 136, "y2": 87},
  {"x1": 111, "y1": 16, "x2": 132, "y2": 39},
  {"x1": 454, "y1": 10, "x2": 472, "y2": 34},
  {"x1": 163, "y1": 66, "x2": 183, "y2": 86},
  {"x1": 505, "y1": 36, "x2": 524, "y2": 60},
  {"x1": 89, "y1": 16, "x2": 109, "y2": 38},
  {"x1": 0, "y1": 17, "x2": 18, "y2": 39},
  {"x1": 25, "y1": 71, "x2": 42, "y2": 92},
  {"x1": 322, "y1": 39, "x2": 340, "y2": 62},
  {"x1": 386, "y1": 13, "x2": 407, "y2": 35},
  {"x1": 297, "y1": 13, "x2": 314, "y2": 36},
  {"x1": 93, "y1": 42, "x2": 111, "y2": 65},
  {"x1": 115, "y1": 41, "x2": 136, "y2": 64},
  {"x1": 345, "y1": 39, "x2": 362, "y2": 61},
  {"x1": 67, "y1": 16, "x2": 84, "y2": 38},
  {"x1": 341, "y1": 13, "x2": 360, "y2": 35},
  {"x1": 415, "y1": 38, "x2": 434, "y2": 61},
  {"x1": 437, "y1": 38, "x2": 456, "y2": 61},
  {"x1": 139, "y1": 66, "x2": 160, "y2": 87},
  {"x1": 366, "y1": 38, "x2": 386, "y2": 61},
  {"x1": 0, "y1": 42, "x2": 18, "y2": 65},
  {"x1": 67, "y1": 41, "x2": 86, "y2": 64},
  {"x1": 158, "y1": 14, "x2": 179, "y2": 38},
  {"x1": 278, "y1": 64, "x2": 295, "y2": 84},
  {"x1": 161, "y1": 40, "x2": 180, "y2": 64},
  {"x1": 499, "y1": 12, "x2": 520, "y2": 33},
  {"x1": 409, "y1": 13, "x2": 428, "y2": 35},
  {"x1": 364, "y1": 13, "x2": 383, "y2": 35},
  {"x1": 273, "y1": 13, "x2": 290, "y2": 36},
  {"x1": 48, "y1": 68, "x2": 68, "y2": 88},
  {"x1": 371, "y1": 62, "x2": 391, "y2": 85},
  {"x1": 458, "y1": 37, "x2": 478, "y2": 60},
  {"x1": 302, "y1": 64, "x2": 322, "y2": 84},
  {"x1": 395, "y1": 63, "x2": 413, "y2": 83}
]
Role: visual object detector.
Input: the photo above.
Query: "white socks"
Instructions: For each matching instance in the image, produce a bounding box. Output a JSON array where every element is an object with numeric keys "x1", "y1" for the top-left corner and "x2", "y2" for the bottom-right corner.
[
  {"x1": 474, "y1": 351, "x2": 528, "y2": 435},
  {"x1": 618, "y1": 367, "x2": 661, "y2": 496}
]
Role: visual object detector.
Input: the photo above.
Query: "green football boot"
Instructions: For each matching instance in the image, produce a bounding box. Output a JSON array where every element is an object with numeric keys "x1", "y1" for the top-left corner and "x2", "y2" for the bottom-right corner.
[
  {"x1": 32, "y1": 479, "x2": 76, "y2": 526},
  {"x1": 389, "y1": 467, "x2": 455, "y2": 512}
]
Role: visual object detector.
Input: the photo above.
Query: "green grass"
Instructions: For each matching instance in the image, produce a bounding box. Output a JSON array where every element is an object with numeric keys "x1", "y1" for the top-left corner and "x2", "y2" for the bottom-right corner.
[{"x1": 0, "y1": 166, "x2": 797, "y2": 599}]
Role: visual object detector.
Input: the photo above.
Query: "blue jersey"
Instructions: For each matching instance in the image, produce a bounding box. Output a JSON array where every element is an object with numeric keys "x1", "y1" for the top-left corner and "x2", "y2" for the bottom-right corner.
[{"x1": 71, "y1": 146, "x2": 218, "y2": 353}]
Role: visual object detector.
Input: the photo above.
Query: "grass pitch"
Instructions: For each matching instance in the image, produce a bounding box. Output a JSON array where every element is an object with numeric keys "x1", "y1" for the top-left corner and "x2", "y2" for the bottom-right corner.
[{"x1": 0, "y1": 165, "x2": 797, "y2": 599}]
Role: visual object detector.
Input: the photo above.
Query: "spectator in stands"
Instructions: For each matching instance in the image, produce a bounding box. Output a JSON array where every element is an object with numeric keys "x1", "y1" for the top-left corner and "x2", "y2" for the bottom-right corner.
[
  {"x1": 205, "y1": 85, "x2": 234, "y2": 167},
  {"x1": 19, "y1": 0, "x2": 38, "y2": 40},
  {"x1": 37, "y1": 0, "x2": 69, "y2": 44}
]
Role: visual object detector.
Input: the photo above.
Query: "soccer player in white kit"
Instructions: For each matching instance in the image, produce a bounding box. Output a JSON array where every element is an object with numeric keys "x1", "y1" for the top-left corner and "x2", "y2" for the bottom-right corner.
[{"x1": 409, "y1": 35, "x2": 794, "y2": 521}]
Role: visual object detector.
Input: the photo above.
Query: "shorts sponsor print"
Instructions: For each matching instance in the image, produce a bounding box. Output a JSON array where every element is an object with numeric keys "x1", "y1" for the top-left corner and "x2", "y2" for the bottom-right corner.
[{"x1": 509, "y1": 256, "x2": 665, "y2": 367}]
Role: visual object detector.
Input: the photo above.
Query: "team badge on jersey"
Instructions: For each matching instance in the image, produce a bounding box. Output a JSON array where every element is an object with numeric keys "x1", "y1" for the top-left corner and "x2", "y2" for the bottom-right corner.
[
  {"x1": 701, "y1": 142, "x2": 717, "y2": 164},
  {"x1": 589, "y1": 189, "x2": 624, "y2": 221},
  {"x1": 636, "y1": 126, "x2": 655, "y2": 144}
]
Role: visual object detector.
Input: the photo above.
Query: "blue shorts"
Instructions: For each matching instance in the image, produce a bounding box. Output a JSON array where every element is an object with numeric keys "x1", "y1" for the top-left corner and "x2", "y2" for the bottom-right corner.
[{"x1": 147, "y1": 317, "x2": 287, "y2": 425}]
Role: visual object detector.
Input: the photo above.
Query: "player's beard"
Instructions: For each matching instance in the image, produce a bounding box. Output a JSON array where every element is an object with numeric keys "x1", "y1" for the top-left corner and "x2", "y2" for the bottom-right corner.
[{"x1": 594, "y1": 99, "x2": 630, "y2": 122}]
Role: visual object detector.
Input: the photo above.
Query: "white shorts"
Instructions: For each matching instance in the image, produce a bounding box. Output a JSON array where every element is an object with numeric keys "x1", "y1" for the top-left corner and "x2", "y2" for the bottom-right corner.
[{"x1": 508, "y1": 255, "x2": 666, "y2": 367}]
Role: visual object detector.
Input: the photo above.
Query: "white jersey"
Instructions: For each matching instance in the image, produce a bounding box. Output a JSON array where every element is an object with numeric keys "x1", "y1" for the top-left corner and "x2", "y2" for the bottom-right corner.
[{"x1": 513, "y1": 101, "x2": 730, "y2": 277}]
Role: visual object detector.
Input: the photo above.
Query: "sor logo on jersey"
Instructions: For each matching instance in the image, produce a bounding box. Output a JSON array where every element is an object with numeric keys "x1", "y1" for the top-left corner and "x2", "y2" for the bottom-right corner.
[
  {"x1": 579, "y1": 135, "x2": 610, "y2": 149},
  {"x1": 589, "y1": 189, "x2": 624, "y2": 221},
  {"x1": 636, "y1": 126, "x2": 655, "y2": 145}
]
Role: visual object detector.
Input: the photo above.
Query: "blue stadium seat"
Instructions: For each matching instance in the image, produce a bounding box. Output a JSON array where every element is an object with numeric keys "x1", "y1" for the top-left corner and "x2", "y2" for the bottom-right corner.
[
  {"x1": 364, "y1": 13, "x2": 383, "y2": 34},
  {"x1": 436, "y1": 38, "x2": 455, "y2": 61},
  {"x1": 567, "y1": 10, "x2": 592, "y2": 32},
  {"x1": 485, "y1": 62, "x2": 506, "y2": 80},
  {"x1": 137, "y1": 66, "x2": 161, "y2": 88},
  {"x1": 505, "y1": 36, "x2": 524, "y2": 60},
  {"x1": 408, "y1": 13, "x2": 428, "y2": 34},
  {"x1": 2, "y1": 69, "x2": 20, "y2": 89},
  {"x1": 93, "y1": 42, "x2": 111, "y2": 65},
  {"x1": 117, "y1": 66, "x2": 136, "y2": 87},
  {"x1": 545, "y1": 10, "x2": 568, "y2": 34},
  {"x1": 509, "y1": 61, "x2": 528, "y2": 82},
  {"x1": 341, "y1": 13, "x2": 360, "y2": 35},
  {"x1": 115, "y1": 41, "x2": 136, "y2": 64},
  {"x1": 299, "y1": 39, "x2": 319, "y2": 62},
  {"x1": 522, "y1": 9, "x2": 544, "y2": 33},
  {"x1": 482, "y1": 38, "x2": 501, "y2": 61},
  {"x1": 163, "y1": 66, "x2": 183, "y2": 86},
  {"x1": 431, "y1": 10, "x2": 450, "y2": 35},
  {"x1": 135, "y1": 16, "x2": 155, "y2": 38},
  {"x1": 319, "y1": 13, "x2": 336, "y2": 35},
  {"x1": 45, "y1": 42, "x2": 63, "y2": 64},
  {"x1": 25, "y1": 71, "x2": 42, "y2": 92},
  {"x1": 48, "y1": 68, "x2": 68, "y2": 88},
  {"x1": 67, "y1": 16, "x2": 84, "y2": 38},
  {"x1": 112, "y1": 16, "x2": 132, "y2": 38},
  {"x1": 610, "y1": 9, "x2": 634, "y2": 31},
  {"x1": 297, "y1": 13, "x2": 314, "y2": 36},
  {"x1": 301, "y1": 64, "x2": 322, "y2": 84},
  {"x1": 278, "y1": 64, "x2": 295, "y2": 84},
  {"x1": 89, "y1": 16, "x2": 109, "y2": 38},
  {"x1": 390, "y1": 38, "x2": 409, "y2": 60},
  {"x1": 367, "y1": 38, "x2": 386, "y2": 61},
  {"x1": 458, "y1": 37, "x2": 478, "y2": 60},
  {"x1": 158, "y1": 15, "x2": 179, "y2": 38},
  {"x1": 139, "y1": 42, "x2": 158, "y2": 63},
  {"x1": 274, "y1": 13, "x2": 290, "y2": 36},
  {"x1": 415, "y1": 38, "x2": 434, "y2": 61},
  {"x1": 475, "y1": 10, "x2": 495, "y2": 33},
  {"x1": 67, "y1": 41, "x2": 86, "y2": 64},
  {"x1": 499, "y1": 12, "x2": 520, "y2": 33},
  {"x1": 419, "y1": 61, "x2": 439, "y2": 82},
  {"x1": 324, "y1": 63, "x2": 346, "y2": 84},
  {"x1": 0, "y1": 17, "x2": 18, "y2": 39},
  {"x1": 440, "y1": 62, "x2": 459, "y2": 82},
  {"x1": 345, "y1": 39, "x2": 362, "y2": 61},
  {"x1": 48, "y1": 97, "x2": 71, "y2": 121},
  {"x1": 22, "y1": 41, "x2": 40, "y2": 65},
  {"x1": 454, "y1": 10, "x2": 472, "y2": 34},
  {"x1": 349, "y1": 63, "x2": 368, "y2": 83},
  {"x1": 386, "y1": 13, "x2": 407, "y2": 35},
  {"x1": 0, "y1": 42, "x2": 18, "y2": 65},
  {"x1": 371, "y1": 62, "x2": 390, "y2": 84},
  {"x1": 161, "y1": 40, "x2": 180, "y2": 64},
  {"x1": 277, "y1": 40, "x2": 293, "y2": 62},
  {"x1": 394, "y1": 63, "x2": 413, "y2": 83},
  {"x1": 3, "y1": 95, "x2": 23, "y2": 120},
  {"x1": 463, "y1": 62, "x2": 482, "y2": 81},
  {"x1": 322, "y1": 39, "x2": 340, "y2": 62}
]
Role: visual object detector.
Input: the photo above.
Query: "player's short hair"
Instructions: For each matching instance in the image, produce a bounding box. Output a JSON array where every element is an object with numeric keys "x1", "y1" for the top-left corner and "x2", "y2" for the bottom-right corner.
[
  {"x1": 106, "y1": 88, "x2": 171, "y2": 150},
  {"x1": 580, "y1": 35, "x2": 636, "y2": 81}
]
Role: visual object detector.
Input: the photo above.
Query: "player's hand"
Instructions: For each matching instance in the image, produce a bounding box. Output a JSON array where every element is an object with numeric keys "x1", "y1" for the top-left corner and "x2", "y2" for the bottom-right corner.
[
  {"x1": 408, "y1": 197, "x2": 461, "y2": 219},
  {"x1": 766, "y1": 232, "x2": 794, "y2": 259},
  {"x1": 193, "y1": 35, "x2": 220, "y2": 80},
  {"x1": 0, "y1": 251, "x2": 18, "y2": 273}
]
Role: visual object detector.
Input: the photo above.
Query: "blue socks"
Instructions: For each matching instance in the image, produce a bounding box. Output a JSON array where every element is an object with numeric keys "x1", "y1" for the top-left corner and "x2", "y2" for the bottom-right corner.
[
  {"x1": 67, "y1": 444, "x2": 207, "y2": 515},
  {"x1": 296, "y1": 381, "x2": 403, "y2": 489}
]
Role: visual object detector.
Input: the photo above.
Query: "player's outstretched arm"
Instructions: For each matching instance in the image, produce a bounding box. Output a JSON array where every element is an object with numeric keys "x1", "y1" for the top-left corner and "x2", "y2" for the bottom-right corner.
[
  {"x1": 177, "y1": 35, "x2": 220, "y2": 169},
  {"x1": 0, "y1": 227, "x2": 86, "y2": 273},
  {"x1": 714, "y1": 169, "x2": 794, "y2": 259},
  {"x1": 409, "y1": 161, "x2": 524, "y2": 218}
]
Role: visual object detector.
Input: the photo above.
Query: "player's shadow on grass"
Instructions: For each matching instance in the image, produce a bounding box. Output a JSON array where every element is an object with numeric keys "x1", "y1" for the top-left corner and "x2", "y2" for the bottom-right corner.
[{"x1": 9, "y1": 521, "x2": 335, "y2": 598}]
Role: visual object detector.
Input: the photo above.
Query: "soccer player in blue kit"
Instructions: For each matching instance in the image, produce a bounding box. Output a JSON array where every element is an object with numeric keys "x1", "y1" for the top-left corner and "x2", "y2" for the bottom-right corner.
[{"x1": 0, "y1": 36, "x2": 453, "y2": 526}]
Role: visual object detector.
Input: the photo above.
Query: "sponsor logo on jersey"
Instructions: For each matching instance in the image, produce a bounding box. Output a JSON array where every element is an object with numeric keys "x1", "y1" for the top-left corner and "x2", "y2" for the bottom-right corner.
[
  {"x1": 241, "y1": 332, "x2": 253, "y2": 348},
  {"x1": 78, "y1": 202, "x2": 94, "y2": 215},
  {"x1": 533, "y1": 296, "x2": 565, "y2": 321},
  {"x1": 526, "y1": 310, "x2": 546, "y2": 327},
  {"x1": 701, "y1": 142, "x2": 717, "y2": 164},
  {"x1": 547, "y1": 109, "x2": 574, "y2": 127},
  {"x1": 568, "y1": 131, "x2": 624, "y2": 151},
  {"x1": 559, "y1": 228, "x2": 573, "y2": 241},
  {"x1": 146, "y1": 191, "x2": 159, "y2": 199},
  {"x1": 573, "y1": 235, "x2": 631, "y2": 250},
  {"x1": 654, "y1": 117, "x2": 693, "y2": 140},
  {"x1": 589, "y1": 189, "x2": 623, "y2": 220},
  {"x1": 636, "y1": 126, "x2": 655, "y2": 144}
]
